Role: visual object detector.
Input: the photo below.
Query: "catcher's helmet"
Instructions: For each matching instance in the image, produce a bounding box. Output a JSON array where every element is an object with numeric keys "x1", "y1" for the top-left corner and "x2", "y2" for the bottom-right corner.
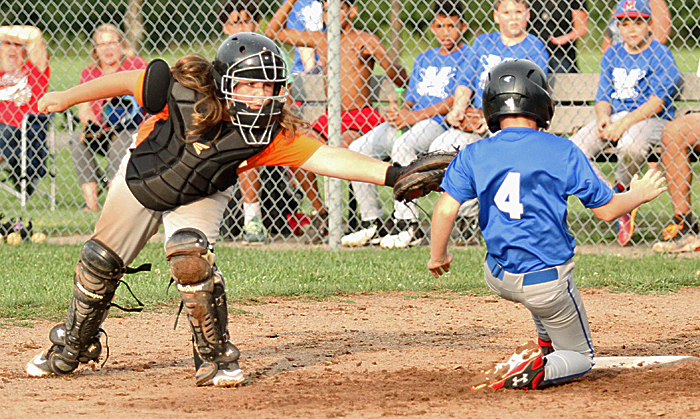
[
  {"x1": 482, "y1": 59, "x2": 553, "y2": 133},
  {"x1": 212, "y1": 32, "x2": 289, "y2": 145}
]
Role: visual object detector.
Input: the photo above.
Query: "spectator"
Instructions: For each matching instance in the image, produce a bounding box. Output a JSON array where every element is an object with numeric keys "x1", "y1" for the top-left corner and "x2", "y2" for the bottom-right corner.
[
  {"x1": 654, "y1": 113, "x2": 700, "y2": 251},
  {"x1": 569, "y1": 0, "x2": 679, "y2": 246},
  {"x1": 70, "y1": 24, "x2": 146, "y2": 211},
  {"x1": 528, "y1": 0, "x2": 588, "y2": 73},
  {"x1": 341, "y1": 0, "x2": 481, "y2": 248},
  {"x1": 266, "y1": 0, "x2": 409, "y2": 242},
  {"x1": 602, "y1": 0, "x2": 670, "y2": 52},
  {"x1": 441, "y1": 0, "x2": 550, "y2": 247},
  {"x1": 266, "y1": 0, "x2": 409, "y2": 149},
  {"x1": 0, "y1": 25, "x2": 50, "y2": 197},
  {"x1": 288, "y1": 0, "x2": 324, "y2": 74}
]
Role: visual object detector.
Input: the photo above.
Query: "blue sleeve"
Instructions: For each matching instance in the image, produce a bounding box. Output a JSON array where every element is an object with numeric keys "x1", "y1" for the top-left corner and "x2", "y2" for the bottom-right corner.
[
  {"x1": 566, "y1": 146, "x2": 614, "y2": 208},
  {"x1": 651, "y1": 46, "x2": 680, "y2": 105},
  {"x1": 287, "y1": 1, "x2": 305, "y2": 30},
  {"x1": 595, "y1": 49, "x2": 614, "y2": 104},
  {"x1": 440, "y1": 150, "x2": 477, "y2": 204},
  {"x1": 405, "y1": 53, "x2": 425, "y2": 105},
  {"x1": 458, "y1": 48, "x2": 480, "y2": 93}
]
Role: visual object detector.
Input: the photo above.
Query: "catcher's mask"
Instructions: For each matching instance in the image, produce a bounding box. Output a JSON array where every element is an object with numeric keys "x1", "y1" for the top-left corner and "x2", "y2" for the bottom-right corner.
[
  {"x1": 482, "y1": 59, "x2": 553, "y2": 133},
  {"x1": 212, "y1": 32, "x2": 288, "y2": 145}
]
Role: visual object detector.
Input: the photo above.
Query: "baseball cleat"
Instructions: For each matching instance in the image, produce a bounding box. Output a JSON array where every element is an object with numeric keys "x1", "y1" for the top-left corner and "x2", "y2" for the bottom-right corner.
[
  {"x1": 26, "y1": 352, "x2": 54, "y2": 377},
  {"x1": 661, "y1": 214, "x2": 699, "y2": 242},
  {"x1": 617, "y1": 207, "x2": 638, "y2": 246},
  {"x1": 212, "y1": 368, "x2": 246, "y2": 387},
  {"x1": 242, "y1": 216, "x2": 267, "y2": 245},
  {"x1": 470, "y1": 341, "x2": 546, "y2": 390}
]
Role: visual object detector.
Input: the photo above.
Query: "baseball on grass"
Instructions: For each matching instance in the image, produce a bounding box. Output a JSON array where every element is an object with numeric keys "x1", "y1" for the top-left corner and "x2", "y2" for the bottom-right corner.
[
  {"x1": 31, "y1": 232, "x2": 47, "y2": 244},
  {"x1": 6, "y1": 232, "x2": 22, "y2": 245}
]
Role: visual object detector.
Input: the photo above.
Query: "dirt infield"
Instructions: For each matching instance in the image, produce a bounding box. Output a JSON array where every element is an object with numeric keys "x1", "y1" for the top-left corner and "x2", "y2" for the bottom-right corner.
[{"x1": 3, "y1": 288, "x2": 700, "y2": 418}]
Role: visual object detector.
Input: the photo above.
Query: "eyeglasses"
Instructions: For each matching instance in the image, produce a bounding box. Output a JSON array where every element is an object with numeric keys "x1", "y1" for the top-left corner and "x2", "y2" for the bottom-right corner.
[
  {"x1": 1, "y1": 41, "x2": 23, "y2": 48},
  {"x1": 96, "y1": 41, "x2": 120, "y2": 48}
]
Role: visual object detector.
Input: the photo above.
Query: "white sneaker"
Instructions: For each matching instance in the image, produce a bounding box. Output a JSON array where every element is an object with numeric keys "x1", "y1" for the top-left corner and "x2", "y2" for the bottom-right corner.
[
  {"x1": 380, "y1": 222, "x2": 422, "y2": 249},
  {"x1": 341, "y1": 225, "x2": 378, "y2": 247}
]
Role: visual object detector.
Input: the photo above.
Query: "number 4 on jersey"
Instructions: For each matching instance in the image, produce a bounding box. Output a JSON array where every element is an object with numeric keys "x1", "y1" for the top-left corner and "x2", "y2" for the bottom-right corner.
[{"x1": 494, "y1": 172, "x2": 524, "y2": 219}]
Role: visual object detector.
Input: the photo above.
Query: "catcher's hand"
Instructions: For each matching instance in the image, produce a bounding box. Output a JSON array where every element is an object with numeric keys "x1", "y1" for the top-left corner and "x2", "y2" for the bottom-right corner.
[{"x1": 393, "y1": 150, "x2": 458, "y2": 202}]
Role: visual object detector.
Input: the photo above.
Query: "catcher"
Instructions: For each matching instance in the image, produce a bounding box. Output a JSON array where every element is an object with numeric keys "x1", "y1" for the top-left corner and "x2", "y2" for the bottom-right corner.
[
  {"x1": 428, "y1": 59, "x2": 666, "y2": 390},
  {"x1": 26, "y1": 33, "x2": 407, "y2": 387}
]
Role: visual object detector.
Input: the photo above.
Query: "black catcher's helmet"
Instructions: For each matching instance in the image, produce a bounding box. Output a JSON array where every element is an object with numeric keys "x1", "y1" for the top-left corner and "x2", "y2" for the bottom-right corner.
[
  {"x1": 212, "y1": 32, "x2": 289, "y2": 145},
  {"x1": 482, "y1": 59, "x2": 554, "y2": 133}
]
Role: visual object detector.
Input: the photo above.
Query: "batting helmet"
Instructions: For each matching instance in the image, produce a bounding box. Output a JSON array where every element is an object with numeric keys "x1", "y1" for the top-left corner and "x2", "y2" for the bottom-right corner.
[
  {"x1": 212, "y1": 32, "x2": 289, "y2": 145},
  {"x1": 482, "y1": 59, "x2": 554, "y2": 133}
]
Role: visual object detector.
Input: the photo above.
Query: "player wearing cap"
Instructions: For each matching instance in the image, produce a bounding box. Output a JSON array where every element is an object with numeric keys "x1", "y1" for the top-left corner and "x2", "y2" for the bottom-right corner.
[{"x1": 569, "y1": 0, "x2": 680, "y2": 246}]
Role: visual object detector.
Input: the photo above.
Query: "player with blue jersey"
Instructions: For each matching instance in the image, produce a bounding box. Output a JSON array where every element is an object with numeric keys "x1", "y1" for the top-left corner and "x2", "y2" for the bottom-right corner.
[
  {"x1": 447, "y1": 0, "x2": 548, "y2": 128},
  {"x1": 287, "y1": 0, "x2": 323, "y2": 74},
  {"x1": 570, "y1": 0, "x2": 679, "y2": 246},
  {"x1": 342, "y1": 0, "x2": 481, "y2": 248},
  {"x1": 428, "y1": 59, "x2": 666, "y2": 390}
]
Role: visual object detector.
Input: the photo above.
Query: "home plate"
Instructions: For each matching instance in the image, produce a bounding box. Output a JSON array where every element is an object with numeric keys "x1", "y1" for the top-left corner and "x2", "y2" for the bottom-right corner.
[{"x1": 593, "y1": 356, "x2": 700, "y2": 370}]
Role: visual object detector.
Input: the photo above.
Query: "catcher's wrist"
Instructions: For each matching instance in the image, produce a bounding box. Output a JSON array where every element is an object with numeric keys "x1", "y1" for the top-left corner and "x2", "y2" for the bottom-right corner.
[{"x1": 384, "y1": 163, "x2": 404, "y2": 187}]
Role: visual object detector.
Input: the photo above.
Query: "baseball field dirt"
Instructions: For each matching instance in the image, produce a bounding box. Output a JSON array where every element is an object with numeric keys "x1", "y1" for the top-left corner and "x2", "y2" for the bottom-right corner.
[{"x1": 2, "y1": 287, "x2": 700, "y2": 418}]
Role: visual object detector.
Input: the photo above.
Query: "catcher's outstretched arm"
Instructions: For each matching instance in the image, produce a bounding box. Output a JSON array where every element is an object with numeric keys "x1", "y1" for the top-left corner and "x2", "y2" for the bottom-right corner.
[{"x1": 300, "y1": 144, "x2": 393, "y2": 185}]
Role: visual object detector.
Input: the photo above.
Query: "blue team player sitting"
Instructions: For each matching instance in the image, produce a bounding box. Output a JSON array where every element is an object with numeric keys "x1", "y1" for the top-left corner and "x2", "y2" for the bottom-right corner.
[{"x1": 427, "y1": 59, "x2": 666, "y2": 390}]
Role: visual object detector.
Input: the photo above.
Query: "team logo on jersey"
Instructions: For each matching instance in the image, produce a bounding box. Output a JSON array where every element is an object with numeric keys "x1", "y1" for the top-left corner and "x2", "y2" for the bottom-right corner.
[
  {"x1": 300, "y1": 2, "x2": 324, "y2": 31},
  {"x1": 0, "y1": 72, "x2": 32, "y2": 105},
  {"x1": 193, "y1": 142, "x2": 210, "y2": 155},
  {"x1": 416, "y1": 66, "x2": 455, "y2": 99},
  {"x1": 611, "y1": 68, "x2": 645, "y2": 100}
]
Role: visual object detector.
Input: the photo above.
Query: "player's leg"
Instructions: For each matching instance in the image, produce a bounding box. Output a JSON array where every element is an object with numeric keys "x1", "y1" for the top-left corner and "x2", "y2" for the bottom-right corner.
[
  {"x1": 238, "y1": 168, "x2": 267, "y2": 244},
  {"x1": 381, "y1": 120, "x2": 446, "y2": 249},
  {"x1": 163, "y1": 188, "x2": 245, "y2": 387},
  {"x1": 660, "y1": 113, "x2": 700, "y2": 241},
  {"x1": 27, "y1": 162, "x2": 162, "y2": 377},
  {"x1": 70, "y1": 129, "x2": 100, "y2": 211},
  {"x1": 569, "y1": 118, "x2": 609, "y2": 185},
  {"x1": 343, "y1": 122, "x2": 396, "y2": 246},
  {"x1": 476, "y1": 259, "x2": 593, "y2": 389}
]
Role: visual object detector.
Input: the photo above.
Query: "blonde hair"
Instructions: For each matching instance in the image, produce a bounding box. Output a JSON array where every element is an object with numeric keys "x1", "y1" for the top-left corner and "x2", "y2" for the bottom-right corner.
[
  {"x1": 171, "y1": 53, "x2": 307, "y2": 141},
  {"x1": 90, "y1": 24, "x2": 135, "y2": 68}
]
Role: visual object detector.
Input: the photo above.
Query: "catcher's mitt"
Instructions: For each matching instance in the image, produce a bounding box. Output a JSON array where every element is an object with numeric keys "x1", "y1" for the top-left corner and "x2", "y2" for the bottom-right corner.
[{"x1": 393, "y1": 150, "x2": 458, "y2": 202}]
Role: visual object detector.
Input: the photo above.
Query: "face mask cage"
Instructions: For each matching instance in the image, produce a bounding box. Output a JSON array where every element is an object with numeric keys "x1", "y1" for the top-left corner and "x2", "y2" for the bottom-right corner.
[{"x1": 220, "y1": 49, "x2": 289, "y2": 145}]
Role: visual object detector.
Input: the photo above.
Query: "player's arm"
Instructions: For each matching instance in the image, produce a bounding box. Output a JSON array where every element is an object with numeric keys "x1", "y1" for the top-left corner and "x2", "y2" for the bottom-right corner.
[
  {"x1": 446, "y1": 85, "x2": 473, "y2": 126},
  {"x1": 300, "y1": 144, "x2": 391, "y2": 185},
  {"x1": 650, "y1": 0, "x2": 671, "y2": 44},
  {"x1": 38, "y1": 70, "x2": 142, "y2": 114},
  {"x1": 549, "y1": 9, "x2": 588, "y2": 46},
  {"x1": 265, "y1": 0, "x2": 326, "y2": 50},
  {"x1": 601, "y1": 96, "x2": 664, "y2": 142},
  {"x1": 428, "y1": 192, "x2": 459, "y2": 278},
  {"x1": 366, "y1": 36, "x2": 408, "y2": 88},
  {"x1": 590, "y1": 170, "x2": 666, "y2": 221}
]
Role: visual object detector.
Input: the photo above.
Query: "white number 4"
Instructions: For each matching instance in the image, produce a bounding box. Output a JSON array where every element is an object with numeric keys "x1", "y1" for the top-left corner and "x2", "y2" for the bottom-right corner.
[{"x1": 494, "y1": 172, "x2": 524, "y2": 219}]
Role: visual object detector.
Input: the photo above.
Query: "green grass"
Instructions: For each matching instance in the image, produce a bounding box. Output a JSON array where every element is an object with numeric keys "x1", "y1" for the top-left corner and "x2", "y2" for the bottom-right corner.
[{"x1": 2, "y1": 243, "x2": 699, "y2": 322}]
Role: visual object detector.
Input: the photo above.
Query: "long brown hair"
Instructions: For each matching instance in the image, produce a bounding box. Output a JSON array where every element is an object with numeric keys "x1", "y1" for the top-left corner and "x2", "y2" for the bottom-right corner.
[{"x1": 171, "y1": 53, "x2": 307, "y2": 141}]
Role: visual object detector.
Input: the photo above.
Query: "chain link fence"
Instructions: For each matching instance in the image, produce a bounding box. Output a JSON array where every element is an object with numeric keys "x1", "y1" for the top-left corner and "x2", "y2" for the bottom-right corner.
[{"x1": 1, "y1": 0, "x2": 699, "y2": 248}]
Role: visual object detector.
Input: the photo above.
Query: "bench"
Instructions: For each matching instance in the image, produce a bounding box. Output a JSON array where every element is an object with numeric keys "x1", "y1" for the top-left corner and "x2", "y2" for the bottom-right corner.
[
  {"x1": 548, "y1": 72, "x2": 700, "y2": 162},
  {"x1": 290, "y1": 73, "x2": 396, "y2": 124}
]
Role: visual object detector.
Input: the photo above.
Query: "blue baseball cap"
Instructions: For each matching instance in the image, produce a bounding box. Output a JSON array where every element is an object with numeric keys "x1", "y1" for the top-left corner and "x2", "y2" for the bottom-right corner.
[{"x1": 614, "y1": 0, "x2": 652, "y2": 19}]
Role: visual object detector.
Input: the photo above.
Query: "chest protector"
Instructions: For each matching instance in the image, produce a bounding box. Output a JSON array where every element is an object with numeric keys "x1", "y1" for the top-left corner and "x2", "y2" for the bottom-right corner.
[{"x1": 125, "y1": 82, "x2": 280, "y2": 211}]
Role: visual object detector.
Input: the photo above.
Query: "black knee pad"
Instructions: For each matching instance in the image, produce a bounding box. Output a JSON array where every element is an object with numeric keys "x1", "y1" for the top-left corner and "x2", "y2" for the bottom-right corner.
[
  {"x1": 165, "y1": 228, "x2": 214, "y2": 285},
  {"x1": 74, "y1": 238, "x2": 125, "y2": 298}
]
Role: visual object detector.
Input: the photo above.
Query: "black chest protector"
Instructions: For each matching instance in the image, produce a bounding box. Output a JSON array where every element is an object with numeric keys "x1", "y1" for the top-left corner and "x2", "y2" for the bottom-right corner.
[{"x1": 125, "y1": 82, "x2": 280, "y2": 211}]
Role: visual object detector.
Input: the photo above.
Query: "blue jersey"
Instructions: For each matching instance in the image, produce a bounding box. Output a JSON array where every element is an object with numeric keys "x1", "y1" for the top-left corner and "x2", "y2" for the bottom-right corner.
[
  {"x1": 406, "y1": 44, "x2": 479, "y2": 126},
  {"x1": 470, "y1": 33, "x2": 549, "y2": 109},
  {"x1": 287, "y1": 0, "x2": 324, "y2": 74},
  {"x1": 441, "y1": 127, "x2": 613, "y2": 273},
  {"x1": 595, "y1": 40, "x2": 679, "y2": 120}
]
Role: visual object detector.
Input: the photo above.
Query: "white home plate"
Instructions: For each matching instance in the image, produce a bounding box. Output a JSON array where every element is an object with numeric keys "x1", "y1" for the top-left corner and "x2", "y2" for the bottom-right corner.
[{"x1": 593, "y1": 356, "x2": 700, "y2": 370}]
